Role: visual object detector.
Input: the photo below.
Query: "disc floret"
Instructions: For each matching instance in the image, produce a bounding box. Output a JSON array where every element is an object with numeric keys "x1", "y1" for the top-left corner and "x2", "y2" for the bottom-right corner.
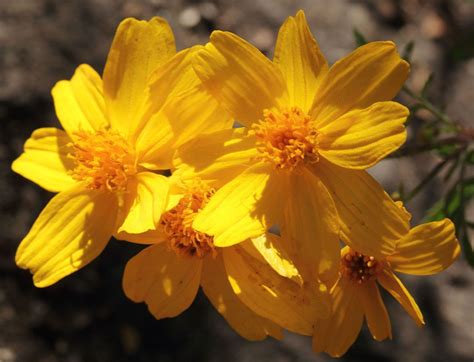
[
  {"x1": 69, "y1": 130, "x2": 137, "y2": 192},
  {"x1": 341, "y1": 248, "x2": 384, "y2": 284},
  {"x1": 161, "y1": 181, "x2": 216, "y2": 258},
  {"x1": 250, "y1": 107, "x2": 320, "y2": 170}
]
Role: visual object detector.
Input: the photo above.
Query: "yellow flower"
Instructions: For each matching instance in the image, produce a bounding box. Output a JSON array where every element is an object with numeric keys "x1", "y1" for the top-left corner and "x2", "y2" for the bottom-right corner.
[
  {"x1": 119, "y1": 176, "x2": 330, "y2": 339},
  {"x1": 175, "y1": 10, "x2": 410, "y2": 282},
  {"x1": 312, "y1": 218, "x2": 460, "y2": 357},
  {"x1": 12, "y1": 17, "x2": 231, "y2": 287}
]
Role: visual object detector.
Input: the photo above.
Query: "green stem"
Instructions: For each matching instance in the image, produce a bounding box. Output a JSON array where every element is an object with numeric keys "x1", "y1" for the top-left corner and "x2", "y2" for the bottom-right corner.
[
  {"x1": 402, "y1": 85, "x2": 458, "y2": 128},
  {"x1": 389, "y1": 137, "x2": 462, "y2": 158},
  {"x1": 458, "y1": 152, "x2": 474, "y2": 267},
  {"x1": 403, "y1": 157, "x2": 453, "y2": 202}
]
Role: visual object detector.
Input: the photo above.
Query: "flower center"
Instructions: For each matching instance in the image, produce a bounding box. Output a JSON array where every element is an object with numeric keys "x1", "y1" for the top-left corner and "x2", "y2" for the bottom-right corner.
[
  {"x1": 160, "y1": 181, "x2": 216, "y2": 259},
  {"x1": 69, "y1": 130, "x2": 137, "y2": 192},
  {"x1": 341, "y1": 249, "x2": 383, "y2": 284},
  {"x1": 250, "y1": 107, "x2": 320, "y2": 170}
]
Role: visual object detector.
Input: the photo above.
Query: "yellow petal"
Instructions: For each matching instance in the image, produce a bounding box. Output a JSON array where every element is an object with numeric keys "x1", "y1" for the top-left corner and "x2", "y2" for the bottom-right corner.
[
  {"x1": 103, "y1": 17, "x2": 176, "y2": 138},
  {"x1": 117, "y1": 172, "x2": 169, "y2": 234},
  {"x1": 318, "y1": 101, "x2": 408, "y2": 169},
  {"x1": 313, "y1": 159, "x2": 410, "y2": 257},
  {"x1": 173, "y1": 128, "x2": 258, "y2": 188},
  {"x1": 16, "y1": 184, "x2": 117, "y2": 287},
  {"x1": 193, "y1": 31, "x2": 288, "y2": 127},
  {"x1": 282, "y1": 166, "x2": 340, "y2": 283},
  {"x1": 127, "y1": 48, "x2": 193, "y2": 168},
  {"x1": 359, "y1": 281, "x2": 392, "y2": 341},
  {"x1": 378, "y1": 268, "x2": 424, "y2": 326},
  {"x1": 312, "y1": 278, "x2": 364, "y2": 357},
  {"x1": 137, "y1": 79, "x2": 233, "y2": 169},
  {"x1": 389, "y1": 219, "x2": 460, "y2": 275},
  {"x1": 201, "y1": 253, "x2": 283, "y2": 341},
  {"x1": 52, "y1": 64, "x2": 108, "y2": 135},
  {"x1": 193, "y1": 162, "x2": 286, "y2": 247},
  {"x1": 240, "y1": 233, "x2": 302, "y2": 285},
  {"x1": 310, "y1": 41, "x2": 409, "y2": 128},
  {"x1": 114, "y1": 229, "x2": 166, "y2": 245},
  {"x1": 134, "y1": 47, "x2": 232, "y2": 169},
  {"x1": 11, "y1": 127, "x2": 76, "y2": 192},
  {"x1": 224, "y1": 246, "x2": 329, "y2": 335},
  {"x1": 123, "y1": 243, "x2": 202, "y2": 319},
  {"x1": 274, "y1": 10, "x2": 327, "y2": 112}
]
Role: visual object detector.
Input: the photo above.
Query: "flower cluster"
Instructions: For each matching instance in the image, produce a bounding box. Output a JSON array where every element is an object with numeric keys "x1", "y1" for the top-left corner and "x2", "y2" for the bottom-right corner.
[{"x1": 12, "y1": 11, "x2": 460, "y2": 357}]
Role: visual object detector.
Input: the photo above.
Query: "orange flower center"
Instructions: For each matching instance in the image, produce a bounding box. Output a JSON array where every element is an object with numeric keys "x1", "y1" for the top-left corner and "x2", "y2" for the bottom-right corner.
[
  {"x1": 250, "y1": 107, "x2": 320, "y2": 170},
  {"x1": 69, "y1": 130, "x2": 137, "y2": 192},
  {"x1": 341, "y1": 249, "x2": 383, "y2": 284},
  {"x1": 160, "y1": 181, "x2": 216, "y2": 259}
]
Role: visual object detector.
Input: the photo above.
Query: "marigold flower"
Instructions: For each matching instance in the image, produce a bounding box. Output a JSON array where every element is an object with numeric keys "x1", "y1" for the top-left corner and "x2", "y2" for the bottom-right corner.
[
  {"x1": 312, "y1": 218, "x2": 460, "y2": 357},
  {"x1": 175, "y1": 10, "x2": 410, "y2": 282},
  {"x1": 12, "y1": 17, "x2": 231, "y2": 287},
  {"x1": 119, "y1": 176, "x2": 330, "y2": 339}
]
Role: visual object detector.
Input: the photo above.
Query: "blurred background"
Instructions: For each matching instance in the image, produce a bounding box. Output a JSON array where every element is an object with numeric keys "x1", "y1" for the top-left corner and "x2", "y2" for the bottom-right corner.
[{"x1": 1, "y1": 0, "x2": 473, "y2": 361}]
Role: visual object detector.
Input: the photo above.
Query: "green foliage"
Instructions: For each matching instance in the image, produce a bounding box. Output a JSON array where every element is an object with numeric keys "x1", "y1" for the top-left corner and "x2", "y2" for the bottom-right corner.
[
  {"x1": 353, "y1": 29, "x2": 367, "y2": 47},
  {"x1": 425, "y1": 178, "x2": 474, "y2": 222},
  {"x1": 425, "y1": 176, "x2": 474, "y2": 266},
  {"x1": 402, "y1": 41, "x2": 415, "y2": 62}
]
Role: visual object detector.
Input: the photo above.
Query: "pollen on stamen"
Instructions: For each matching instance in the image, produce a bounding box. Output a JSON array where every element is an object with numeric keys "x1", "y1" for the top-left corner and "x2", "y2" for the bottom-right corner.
[
  {"x1": 68, "y1": 130, "x2": 137, "y2": 192},
  {"x1": 250, "y1": 106, "x2": 320, "y2": 170},
  {"x1": 341, "y1": 249, "x2": 384, "y2": 284},
  {"x1": 160, "y1": 180, "x2": 217, "y2": 259}
]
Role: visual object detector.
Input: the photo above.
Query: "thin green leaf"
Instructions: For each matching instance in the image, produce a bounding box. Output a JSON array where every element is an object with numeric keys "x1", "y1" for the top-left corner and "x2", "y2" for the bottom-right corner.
[
  {"x1": 405, "y1": 158, "x2": 452, "y2": 203},
  {"x1": 443, "y1": 155, "x2": 461, "y2": 182},
  {"x1": 436, "y1": 144, "x2": 459, "y2": 157},
  {"x1": 402, "y1": 41, "x2": 415, "y2": 62},
  {"x1": 444, "y1": 178, "x2": 474, "y2": 216},
  {"x1": 421, "y1": 73, "x2": 434, "y2": 97},
  {"x1": 460, "y1": 231, "x2": 474, "y2": 267},
  {"x1": 466, "y1": 149, "x2": 474, "y2": 165},
  {"x1": 424, "y1": 177, "x2": 474, "y2": 222},
  {"x1": 353, "y1": 29, "x2": 367, "y2": 47}
]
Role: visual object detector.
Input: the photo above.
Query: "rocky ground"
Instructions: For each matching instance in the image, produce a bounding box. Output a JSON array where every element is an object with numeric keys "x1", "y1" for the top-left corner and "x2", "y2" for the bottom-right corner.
[{"x1": 0, "y1": 0, "x2": 473, "y2": 361}]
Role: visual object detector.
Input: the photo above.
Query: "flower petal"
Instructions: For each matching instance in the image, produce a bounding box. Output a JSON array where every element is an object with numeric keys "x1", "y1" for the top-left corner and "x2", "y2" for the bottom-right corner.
[
  {"x1": 134, "y1": 47, "x2": 232, "y2": 169},
  {"x1": 103, "y1": 17, "x2": 176, "y2": 138},
  {"x1": 173, "y1": 128, "x2": 258, "y2": 188},
  {"x1": 123, "y1": 242, "x2": 202, "y2": 319},
  {"x1": 312, "y1": 278, "x2": 364, "y2": 357},
  {"x1": 193, "y1": 31, "x2": 288, "y2": 127},
  {"x1": 114, "y1": 229, "x2": 166, "y2": 245},
  {"x1": 359, "y1": 280, "x2": 392, "y2": 341},
  {"x1": 52, "y1": 64, "x2": 108, "y2": 135},
  {"x1": 318, "y1": 101, "x2": 408, "y2": 169},
  {"x1": 117, "y1": 172, "x2": 169, "y2": 234},
  {"x1": 313, "y1": 159, "x2": 410, "y2": 257},
  {"x1": 310, "y1": 41, "x2": 409, "y2": 128},
  {"x1": 193, "y1": 162, "x2": 286, "y2": 247},
  {"x1": 282, "y1": 166, "x2": 340, "y2": 283},
  {"x1": 127, "y1": 48, "x2": 193, "y2": 168},
  {"x1": 223, "y1": 246, "x2": 330, "y2": 335},
  {"x1": 378, "y1": 268, "x2": 424, "y2": 326},
  {"x1": 274, "y1": 10, "x2": 327, "y2": 112},
  {"x1": 240, "y1": 233, "x2": 302, "y2": 284},
  {"x1": 12, "y1": 128, "x2": 76, "y2": 192},
  {"x1": 201, "y1": 253, "x2": 283, "y2": 341},
  {"x1": 137, "y1": 82, "x2": 233, "y2": 169},
  {"x1": 16, "y1": 184, "x2": 117, "y2": 287},
  {"x1": 389, "y1": 219, "x2": 460, "y2": 275}
]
